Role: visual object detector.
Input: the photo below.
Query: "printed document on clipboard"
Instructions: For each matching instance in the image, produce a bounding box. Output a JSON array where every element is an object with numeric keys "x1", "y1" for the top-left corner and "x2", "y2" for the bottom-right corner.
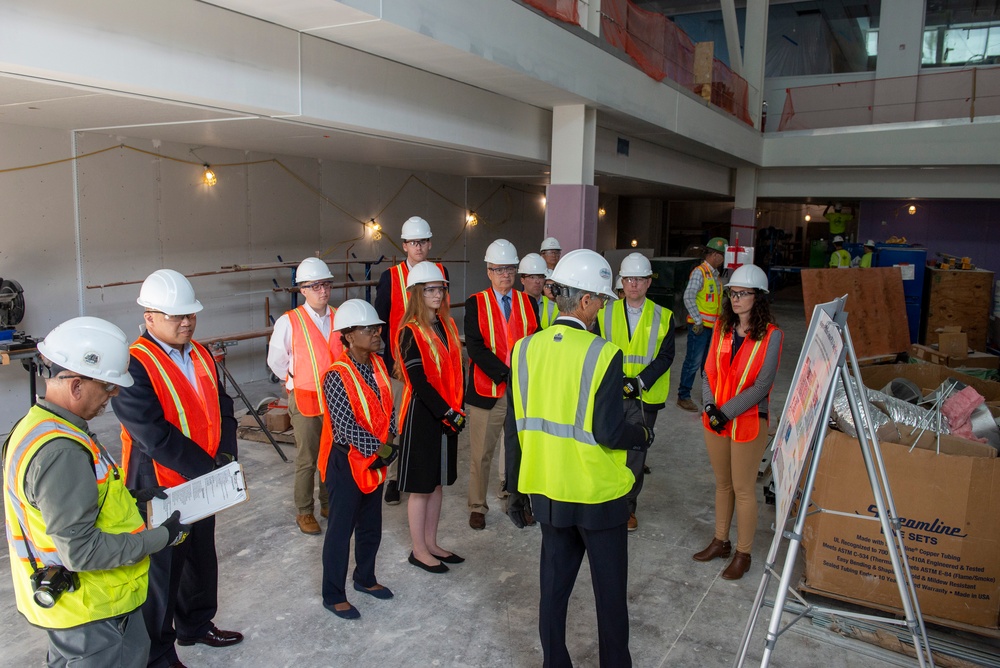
[{"x1": 146, "y1": 461, "x2": 248, "y2": 528}]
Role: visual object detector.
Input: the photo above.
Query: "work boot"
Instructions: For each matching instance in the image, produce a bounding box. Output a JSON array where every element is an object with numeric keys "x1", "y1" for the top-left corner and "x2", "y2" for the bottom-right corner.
[
  {"x1": 722, "y1": 551, "x2": 752, "y2": 580},
  {"x1": 627, "y1": 513, "x2": 638, "y2": 532},
  {"x1": 692, "y1": 538, "x2": 731, "y2": 562},
  {"x1": 296, "y1": 513, "x2": 321, "y2": 535},
  {"x1": 677, "y1": 398, "x2": 698, "y2": 412},
  {"x1": 384, "y1": 480, "x2": 400, "y2": 506}
]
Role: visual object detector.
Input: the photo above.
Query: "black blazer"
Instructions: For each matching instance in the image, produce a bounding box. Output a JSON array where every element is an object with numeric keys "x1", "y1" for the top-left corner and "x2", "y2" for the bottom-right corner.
[{"x1": 463, "y1": 291, "x2": 538, "y2": 410}]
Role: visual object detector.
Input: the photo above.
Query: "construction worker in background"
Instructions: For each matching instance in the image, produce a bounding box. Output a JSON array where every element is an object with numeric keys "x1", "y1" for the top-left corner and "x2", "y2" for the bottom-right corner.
[
  {"x1": 597, "y1": 252, "x2": 674, "y2": 532},
  {"x1": 3, "y1": 317, "x2": 187, "y2": 668},
  {"x1": 543, "y1": 270, "x2": 557, "y2": 302},
  {"x1": 823, "y1": 202, "x2": 854, "y2": 236},
  {"x1": 859, "y1": 240, "x2": 876, "y2": 268},
  {"x1": 374, "y1": 215, "x2": 448, "y2": 507},
  {"x1": 676, "y1": 237, "x2": 727, "y2": 413},
  {"x1": 829, "y1": 236, "x2": 852, "y2": 268},
  {"x1": 112, "y1": 269, "x2": 243, "y2": 668},
  {"x1": 465, "y1": 239, "x2": 538, "y2": 530},
  {"x1": 614, "y1": 275, "x2": 624, "y2": 300},
  {"x1": 519, "y1": 253, "x2": 558, "y2": 329},
  {"x1": 539, "y1": 237, "x2": 562, "y2": 270},
  {"x1": 267, "y1": 257, "x2": 341, "y2": 536},
  {"x1": 505, "y1": 249, "x2": 653, "y2": 668}
]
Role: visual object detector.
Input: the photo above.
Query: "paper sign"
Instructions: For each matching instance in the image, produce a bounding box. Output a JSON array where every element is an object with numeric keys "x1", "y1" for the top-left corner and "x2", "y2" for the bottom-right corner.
[
  {"x1": 147, "y1": 461, "x2": 248, "y2": 527},
  {"x1": 894, "y1": 263, "x2": 915, "y2": 281}
]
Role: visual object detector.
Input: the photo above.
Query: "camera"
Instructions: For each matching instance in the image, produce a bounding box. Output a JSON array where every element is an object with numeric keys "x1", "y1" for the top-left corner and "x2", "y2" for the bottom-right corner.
[{"x1": 30, "y1": 566, "x2": 79, "y2": 609}]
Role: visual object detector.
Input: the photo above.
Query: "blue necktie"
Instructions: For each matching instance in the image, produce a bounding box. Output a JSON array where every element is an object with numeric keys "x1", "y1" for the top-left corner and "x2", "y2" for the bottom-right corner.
[{"x1": 502, "y1": 294, "x2": 511, "y2": 320}]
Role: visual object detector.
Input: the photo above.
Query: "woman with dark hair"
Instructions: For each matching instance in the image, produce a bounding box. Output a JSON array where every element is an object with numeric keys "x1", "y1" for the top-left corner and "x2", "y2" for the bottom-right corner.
[
  {"x1": 693, "y1": 264, "x2": 783, "y2": 581},
  {"x1": 395, "y1": 261, "x2": 466, "y2": 573}
]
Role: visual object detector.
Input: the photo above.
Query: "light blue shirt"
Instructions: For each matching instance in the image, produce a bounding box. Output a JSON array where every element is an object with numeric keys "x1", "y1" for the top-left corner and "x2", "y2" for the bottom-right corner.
[{"x1": 148, "y1": 332, "x2": 197, "y2": 388}]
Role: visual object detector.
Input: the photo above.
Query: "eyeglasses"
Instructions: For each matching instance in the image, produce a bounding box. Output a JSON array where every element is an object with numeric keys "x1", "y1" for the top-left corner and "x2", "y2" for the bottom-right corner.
[
  {"x1": 622, "y1": 277, "x2": 649, "y2": 285},
  {"x1": 728, "y1": 290, "x2": 757, "y2": 301},
  {"x1": 405, "y1": 239, "x2": 431, "y2": 247},
  {"x1": 55, "y1": 375, "x2": 117, "y2": 393},
  {"x1": 488, "y1": 266, "x2": 516, "y2": 276},
  {"x1": 350, "y1": 325, "x2": 382, "y2": 336},
  {"x1": 423, "y1": 286, "x2": 447, "y2": 295},
  {"x1": 300, "y1": 281, "x2": 333, "y2": 292},
  {"x1": 148, "y1": 311, "x2": 197, "y2": 322}
]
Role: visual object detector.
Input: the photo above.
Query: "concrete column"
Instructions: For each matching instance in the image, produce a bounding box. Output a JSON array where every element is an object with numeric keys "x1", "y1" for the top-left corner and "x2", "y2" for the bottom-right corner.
[
  {"x1": 720, "y1": 0, "x2": 743, "y2": 75},
  {"x1": 873, "y1": 0, "x2": 925, "y2": 123},
  {"x1": 582, "y1": 0, "x2": 601, "y2": 37},
  {"x1": 743, "y1": 0, "x2": 768, "y2": 129},
  {"x1": 546, "y1": 104, "x2": 598, "y2": 251},
  {"x1": 731, "y1": 166, "x2": 758, "y2": 249}
]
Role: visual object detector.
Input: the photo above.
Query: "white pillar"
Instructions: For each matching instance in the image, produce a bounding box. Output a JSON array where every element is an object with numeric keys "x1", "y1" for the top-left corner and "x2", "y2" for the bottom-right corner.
[
  {"x1": 720, "y1": 0, "x2": 743, "y2": 75},
  {"x1": 731, "y1": 167, "x2": 759, "y2": 248},
  {"x1": 873, "y1": 0, "x2": 925, "y2": 123},
  {"x1": 546, "y1": 104, "x2": 599, "y2": 251},
  {"x1": 743, "y1": 0, "x2": 769, "y2": 129}
]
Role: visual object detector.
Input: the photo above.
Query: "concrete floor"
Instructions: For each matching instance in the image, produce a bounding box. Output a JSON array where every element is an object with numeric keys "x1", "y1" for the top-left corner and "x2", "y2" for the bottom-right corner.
[{"x1": 1, "y1": 287, "x2": 991, "y2": 667}]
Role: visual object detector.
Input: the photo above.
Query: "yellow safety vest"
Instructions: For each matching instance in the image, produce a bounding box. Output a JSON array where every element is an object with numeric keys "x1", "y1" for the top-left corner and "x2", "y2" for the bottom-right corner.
[
  {"x1": 539, "y1": 296, "x2": 559, "y2": 329},
  {"x1": 687, "y1": 262, "x2": 721, "y2": 327},
  {"x1": 830, "y1": 249, "x2": 852, "y2": 268},
  {"x1": 510, "y1": 325, "x2": 634, "y2": 503},
  {"x1": 598, "y1": 299, "x2": 673, "y2": 404},
  {"x1": 4, "y1": 406, "x2": 148, "y2": 629},
  {"x1": 860, "y1": 252, "x2": 873, "y2": 268}
]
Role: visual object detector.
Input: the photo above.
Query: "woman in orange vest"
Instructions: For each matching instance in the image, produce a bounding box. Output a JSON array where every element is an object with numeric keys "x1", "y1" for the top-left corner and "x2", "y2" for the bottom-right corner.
[
  {"x1": 318, "y1": 300, "x2": 397, "y2": 620},
  {"x1": 394, "y1": 262, "x2": 466, "y2": 574},
  {"x1": 694, "y1": 264, "x2": 783, "y2": 581}
]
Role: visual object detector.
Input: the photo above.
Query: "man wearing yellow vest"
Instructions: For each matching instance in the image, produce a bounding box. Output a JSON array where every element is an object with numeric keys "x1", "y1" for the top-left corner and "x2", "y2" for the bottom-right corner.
[
  {"x1": 518, "y1": 253, "x2": 558, "y2": 329},
  {"x1": 504, "y1": 249, "x2": 652, "y2": 668},
  {"x1": 113, "y1": 269, "x2": 242, "y2": 668},
  {"x1": 465, "y1": 239, "x2": 538, "y2": 530},
  {"x1": 859, "y1": 239, "x2": 876, "y2": 268},
  {"x1": 676, "y1": 237, "x2": 726, "y2": 412},
  {"x1": 598, "y1": 252, "x2": 674, "y2": 532},
  {"x1": 4, "y1": 317, "x2": 186, "y2": 668},
  {"x1": 829, "y1": 235, "x2": 853, "y2": 268},
  {"x1": 268, "y1": 256, "x2": 342, "y2": 535}
]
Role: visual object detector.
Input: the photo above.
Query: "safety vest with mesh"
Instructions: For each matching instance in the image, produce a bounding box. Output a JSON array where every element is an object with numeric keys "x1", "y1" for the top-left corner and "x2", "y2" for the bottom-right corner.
[
  {"x1": 287, "y1": 304, "x2": 342, "y2": 416},
  {"x1": 510, "y1": 326, "x2": 634, "y2": 503},
  {"x1": 317, "y1": 352, "x2": 394, "y2": 493},
  {"x1": 120, "y1": 338, "x2": 221, "y2": 488},
  {"x1": 598, "y1": 299, "x2": 673, "y2": 405},
  {"x1": 397, "y1": 319, "x2": 464, "y2": 430},
  {"x1": 686, "y1": 262, "x2": 722, "y2": 327},
  {"x1": 539, "y1": 296, "x2": 559, "y2": 329},
  {"x1": 4, "y1": 406, "x2": 148, "y2": 629},
  {"x1": 472, "y1": 290, "x2": 538, "y2": 398},
  {"x1": 386, "y1": 262, "x2": 448, "y2": 362},
  {"x1": 830, "y1": 249, "x2": 852, "y2": 268},
  {"x1": 703, "y1": 324, "x2": 780, "y2": 442}
]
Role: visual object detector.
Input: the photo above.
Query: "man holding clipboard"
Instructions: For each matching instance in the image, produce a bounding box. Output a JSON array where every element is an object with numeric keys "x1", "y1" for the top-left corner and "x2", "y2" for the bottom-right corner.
[{"x1": 112, "y1": 269, "x2": 243, "y2": 668}]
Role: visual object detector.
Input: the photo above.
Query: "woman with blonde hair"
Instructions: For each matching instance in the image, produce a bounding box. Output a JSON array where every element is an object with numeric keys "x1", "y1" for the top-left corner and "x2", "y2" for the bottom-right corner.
[{"x1": 394, "y1": 262, "x2": 466, "y2": 573}]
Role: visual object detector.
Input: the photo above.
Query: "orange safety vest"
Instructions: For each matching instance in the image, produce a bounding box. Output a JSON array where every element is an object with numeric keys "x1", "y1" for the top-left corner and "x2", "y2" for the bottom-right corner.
[
  {"x1": 386, "y1": 262, "x2": 448, "y2": 362},
  {"x1": 287, "y1": 305, "x2": 342, "y2": 417},
  {"x1": 471, "y1": 290, "x2": 537, "y2": 398},
  {"x1": 317, "y1": 352, "x2": 394, "y2": 494},
  {"x1": 703, "y1": 324, "x2": 780, "y2": 442},
  {"x1": 120, "y1": 338, "x2": 222, "y2": 488},
  {"x1": 396, "y1": 319, "x2": 464, "y2": 431}
]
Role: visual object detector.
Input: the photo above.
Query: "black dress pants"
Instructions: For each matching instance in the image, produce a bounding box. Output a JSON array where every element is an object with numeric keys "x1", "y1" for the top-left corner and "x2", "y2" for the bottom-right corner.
[{"x1": 538, "y1": 521, "x2": 631, "y2": 668}]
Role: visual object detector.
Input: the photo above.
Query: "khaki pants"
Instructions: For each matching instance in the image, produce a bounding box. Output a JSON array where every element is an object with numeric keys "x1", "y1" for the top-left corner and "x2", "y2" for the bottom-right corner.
[
  {"x1": 467, "y1": 396, "x2": 507, "y2": 513},
  {"x1": 704, "y1": 419, "x2": 769, "y2": 554},
  {"x1": 289, "y1": 391, "x2": 329, "y2": 514}
]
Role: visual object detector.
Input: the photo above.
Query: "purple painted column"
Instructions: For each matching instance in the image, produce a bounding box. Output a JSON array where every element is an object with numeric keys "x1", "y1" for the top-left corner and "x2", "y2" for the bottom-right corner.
[{"x1": 544, "y1": 184, "x2": 599, "y2": 252}]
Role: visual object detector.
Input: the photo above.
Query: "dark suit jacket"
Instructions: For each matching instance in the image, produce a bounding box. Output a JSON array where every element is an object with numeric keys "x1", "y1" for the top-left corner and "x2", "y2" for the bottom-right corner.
[{"x1": 463, "y1": 290, "x2": 538, "y2": 410}]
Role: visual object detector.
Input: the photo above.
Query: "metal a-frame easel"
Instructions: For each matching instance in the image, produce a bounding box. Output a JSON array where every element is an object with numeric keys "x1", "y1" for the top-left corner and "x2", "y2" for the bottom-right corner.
[{"x1": 734, "y1": 296, "x2": 935, "y2": 668}]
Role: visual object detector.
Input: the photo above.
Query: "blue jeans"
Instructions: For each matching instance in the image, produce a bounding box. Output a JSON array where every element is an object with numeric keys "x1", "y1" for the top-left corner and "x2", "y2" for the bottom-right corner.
[{"x1": 677, "y1": 325, "x2": 713, "y2": 400}]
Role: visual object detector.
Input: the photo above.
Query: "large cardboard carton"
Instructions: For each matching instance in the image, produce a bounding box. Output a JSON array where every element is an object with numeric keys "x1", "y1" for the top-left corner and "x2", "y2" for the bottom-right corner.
[
  {"x1": 860, "y1": 363, "x2": 1000, "y2": 401},
  {"x1": 802, "y1": 429, "x2": 1000, "y2": 629},
  {"x1": 937, "y1": 326, "x2": 969, "y2": 357}
]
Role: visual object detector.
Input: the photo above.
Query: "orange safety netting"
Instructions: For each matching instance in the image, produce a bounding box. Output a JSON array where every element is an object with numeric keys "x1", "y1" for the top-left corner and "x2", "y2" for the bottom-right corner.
[
  {"x1": 711, "y1": 59, "x2": 752, "y2": 125},
  {"x1": 523, "y1": 0, "x2": 579, "y2": 25}
]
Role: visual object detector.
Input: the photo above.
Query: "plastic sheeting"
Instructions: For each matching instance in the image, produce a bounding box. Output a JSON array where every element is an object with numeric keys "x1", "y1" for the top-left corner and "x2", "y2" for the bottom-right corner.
[
  {"x1": 523, "y1": 0, "x2": 579, "y2": 25},
  {"x1": 831, "y1": 375, "x2": 951, "y2": 440}
]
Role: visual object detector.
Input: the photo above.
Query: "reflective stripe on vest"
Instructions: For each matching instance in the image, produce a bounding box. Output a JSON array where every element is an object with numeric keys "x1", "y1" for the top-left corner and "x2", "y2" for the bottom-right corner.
[
  {"x1": 511, "y1": 326, "x2": 633, "y2": 503},
  {"x1": 288, "y1": 305, "x2": 341, "y2": 416},
  {"x1": 4, "y1": 406, "x2": 148, "y2": 629},
  {"x1": 120, "y1": 339, "x2": 222, "y2": 488},
  {"x1": 598, "y1": 299, "x2": 673, "y2": 404},
  {"x1": 687, "y1": 262, "x2": 722, "y2": 326},
  {"x1": 539, "y1": 296, "x2": 559, "y2": 329},
  {"x1": 397, "y1": 319, "x2": 464, "y2": 431},
  {"x1": 472, "y1": 290, "x2": 537, "y2": 398},
  {"x1": 703, "y1": 324, "x2": 779, "y2": 442}
]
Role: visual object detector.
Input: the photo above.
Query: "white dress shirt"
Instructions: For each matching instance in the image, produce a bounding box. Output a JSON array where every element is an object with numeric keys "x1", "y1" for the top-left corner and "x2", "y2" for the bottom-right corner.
[{"x1": 267, "y1": 304, "x2": 333, "y2": 391}]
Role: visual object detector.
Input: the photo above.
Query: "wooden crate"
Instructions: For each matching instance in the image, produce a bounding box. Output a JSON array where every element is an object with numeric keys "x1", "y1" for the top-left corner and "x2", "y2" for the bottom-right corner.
[{"x1": 922, "y1": 267, "x2": 994, "y2": 351}]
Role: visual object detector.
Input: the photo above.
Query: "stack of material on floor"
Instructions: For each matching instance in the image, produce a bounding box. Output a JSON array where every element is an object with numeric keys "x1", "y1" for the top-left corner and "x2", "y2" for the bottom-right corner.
[
  {"x1": 923, "y1": 267, "x2": 995, "y2": 352},
  {"x1": 910, "y1": 325, "x2": 1000, "y2": 371},
  {"x1": 801, "y1": 363, "x2": 1000, "y2": 633}
]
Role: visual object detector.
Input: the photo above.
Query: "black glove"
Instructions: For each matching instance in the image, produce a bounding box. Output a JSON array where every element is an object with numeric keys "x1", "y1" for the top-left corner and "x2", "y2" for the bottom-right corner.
[
  {"x1": 161, "y1": 511, "x2": 190, "y2": 547},
  {"x1": 130, "y1": 486, "x2": 168, "y2": 505},
  {"x1": 507, "y1": 491, "x2": 531, "y2": 529},
  {"x1": 623, "y1": 376, "x2": 641, "y2": 399},
  {"x1": 692, "y1": 323, "x2": 704, "y2": 336},
  {"x1": 368, "y1": 442, "x2": 397, "y2": 470},
  {"x1": 442, "y1": 409, "x2": 466, "y2": 434},
  {"x1": 705, "y1": 403, "x2": 729, "y2": 433},
  {"x1": 642, "y1": 426, "x2": 655, "y2": 449},
  {"x1": 214, "y1": 452, "x2": 235, "y2": 468}
]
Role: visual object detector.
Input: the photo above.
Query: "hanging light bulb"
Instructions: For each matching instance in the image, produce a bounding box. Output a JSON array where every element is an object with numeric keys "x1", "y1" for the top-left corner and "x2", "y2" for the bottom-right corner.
[
  {"x1": 466, "y1": 212, "x2": 479, "y2": 227},
  {"x1": 202, "y1": 165, "x2": 217, "y2": 187},
  {"x1": 908, "y1": 204, "x2": 917, "y2": 215},
  {"x1": 598, "y1": 207, "x2": 606, "y2": 217},
  {"x1": 369, "y1": 218, "x2": 382, "y2": 240},
  {"x1": 630, "y1": 239, "x2": 638, "y2": 248},
  {"x1": 541, "y1": 196, "x2": 547, "y2": 208},
  {"x1": 804, "y1": 214, "x2": 811, "y2": 222}
]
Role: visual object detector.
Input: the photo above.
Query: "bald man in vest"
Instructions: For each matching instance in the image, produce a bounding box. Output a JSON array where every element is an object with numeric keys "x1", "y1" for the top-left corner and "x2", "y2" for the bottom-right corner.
[{"x1": 113, "y1": 269, "x2": 242, "y2": 668}]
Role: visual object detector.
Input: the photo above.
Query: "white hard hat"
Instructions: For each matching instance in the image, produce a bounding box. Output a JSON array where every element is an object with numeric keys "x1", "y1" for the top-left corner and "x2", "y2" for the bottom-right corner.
[
  {"x1": 727, "y1": 264, "x2": 769, "y2": 294},
  {"x1": 137, "y1": 269, "x2": 203, "y2": 316},
  {"x1": 406, "y1": 261, "x2": 448, "y2": 288},
  {"x1": 333, "y1": 299, "x2": 384, "y2": 331},
  {"x1": 38, "y1": 316, "x2": 134, "y2": 388},
  {"x1": 864, "y1": 239, "x2": 876, "y2": 248},
  {"x1": 544, "y1": 269, "x2": 553, "y2": 280},
  {"x1": 615, "y1": 275, "x2": 623, "y2": 291},
  {"x1": 832, "y1": 235, "x2": 845, "y2": 244},
  {"x1": 619, "y1": 252, "x2": 652, "y2": 278},
  {"x1": 550, "y1": 249, "x2": 616, "y2": 299},
  {"x1": 400, "y1": 216, "x2": 432, "y2": 241},
  {"x1": 296, "y1": 257, "x2": 334, "y2": 284},
  {"x1": 484, "y1": 239, "x2": 519, "y2": 265},
  {"x1": 540, "y1": 237, "x2": 561, "y2": 252},
  {"x1": 518, "y1": 253, "x2": 548, "y2": 275}
]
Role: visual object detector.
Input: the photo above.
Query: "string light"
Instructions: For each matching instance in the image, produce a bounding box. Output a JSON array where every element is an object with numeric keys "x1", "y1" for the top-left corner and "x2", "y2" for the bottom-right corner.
[
  {"x1": 368, "y1": 218, "x2": 382, "y2": 240},
  {"x1": 630, "y1": 239, "x2": 638, "y2": 248},
  {"x1": 466, "y1": 212, "x2": 479, "y2": 227},
  {"x1": 804, "y1": 214, "x2": 811, "y2": 222},
  {"x1": 541, "y1": 196, "x2": 547, "y2": 208},
  {"x1": 202, "y1": 165, "x2": 217, "y2": 186},
  {"x1": 908, "y1": 204, "x2": 917, "y2": 215},
  {"x1": 598, "y1": 207, "x2": 606, "y2": 217}
]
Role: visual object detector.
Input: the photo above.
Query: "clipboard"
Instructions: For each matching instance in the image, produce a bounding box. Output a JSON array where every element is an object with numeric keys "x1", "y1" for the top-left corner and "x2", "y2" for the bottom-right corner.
[{"x1": 146, "y1": 461, "x2": 249, "y2": 528}]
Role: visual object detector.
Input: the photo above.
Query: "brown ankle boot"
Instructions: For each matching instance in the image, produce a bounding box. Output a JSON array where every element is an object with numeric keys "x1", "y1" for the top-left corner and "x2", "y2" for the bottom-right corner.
[
  {"x1": 692, "y1": 538, "x2": 732, "y2": 562},
  {"x1": 721, "y1": 551, "x2": 752, "y2": 580}
]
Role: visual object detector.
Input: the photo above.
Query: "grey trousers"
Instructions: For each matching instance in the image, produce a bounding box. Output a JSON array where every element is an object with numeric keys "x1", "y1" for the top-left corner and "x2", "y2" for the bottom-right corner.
[{"x1": 46, "y1": 608, "x2": 148, "y2": 668}]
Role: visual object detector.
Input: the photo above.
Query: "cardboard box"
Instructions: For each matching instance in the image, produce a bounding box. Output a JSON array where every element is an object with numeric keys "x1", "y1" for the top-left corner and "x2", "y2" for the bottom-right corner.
[
  {"x1": 264, "y1": 409, "x2": 291, "y2": 433},
  {"x1": 909, "y1": 345, "x2": 1000, "y2": 371},
  {"x1": 937, "y1": 326, "x2": 969, "y2": 357},
  {"x1": 802, "y1": 430, "x2": 1000, "y2": 629},
  {"x1": 861, "y1": 362, "x2": 1000, "y2": 402}
]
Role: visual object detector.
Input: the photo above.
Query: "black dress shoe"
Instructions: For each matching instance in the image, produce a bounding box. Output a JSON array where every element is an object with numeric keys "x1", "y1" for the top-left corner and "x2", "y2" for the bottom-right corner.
[
  {"x1": 176, "y1": 625, "x2": 244, "y2": 648},
  {"x1": 408, "y1": 551, "x2": 449, "y2": 573},
  {"x1": 434, "y1": 551, "x2": 465, "y2": 564}
]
